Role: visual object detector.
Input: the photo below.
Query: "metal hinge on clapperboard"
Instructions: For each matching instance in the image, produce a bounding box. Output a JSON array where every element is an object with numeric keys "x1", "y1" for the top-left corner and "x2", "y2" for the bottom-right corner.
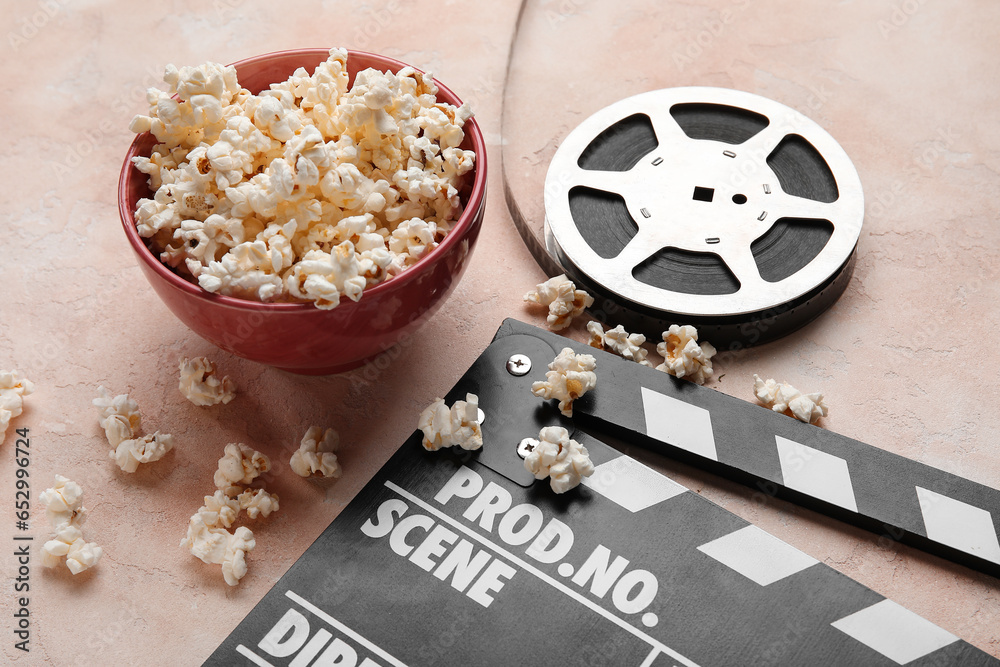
[{"x1": 210, "y1": 319, "x2": 1000, "y2": 667}]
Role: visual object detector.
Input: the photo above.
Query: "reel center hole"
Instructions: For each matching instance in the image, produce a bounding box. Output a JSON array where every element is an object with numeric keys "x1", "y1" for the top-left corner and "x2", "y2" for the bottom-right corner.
[{"x1": 693, "y1": 186, "x2": 715, "y2": 202}]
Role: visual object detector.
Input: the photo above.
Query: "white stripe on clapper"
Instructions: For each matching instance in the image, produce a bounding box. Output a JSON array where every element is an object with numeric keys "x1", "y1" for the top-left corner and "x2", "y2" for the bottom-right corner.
[
  {"x1": 235, "y1": 644, "x2": 274, "y2": 667},
  {"x1": 639, "y1": 647, "x2": 661, "y2": 667}
]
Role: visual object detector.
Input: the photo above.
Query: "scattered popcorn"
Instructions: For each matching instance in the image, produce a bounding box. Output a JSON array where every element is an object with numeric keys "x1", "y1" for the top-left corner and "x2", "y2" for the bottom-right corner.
[
  {"x1": 39, "y1": 474, "x2": 88, "y2": 529},
  {"x1": 214, "y1": 443, "x2": 271, "y2": 494},
  {"x1": 41, "y1": 525, "x2": 103, "y2": 575},
  {"x1": 417, "y1": 393, "x2": 483, "y2": 451},
  {"x1": 587, "y1": 321, "x2": 652, "y2": 366},
  {"x1": 0, "y1": 370, "x2": 33, "y2": 445},
  {"x1": 753, "y1": 374, "x2": 829, "y2": 424},
  {"x1": 111, "y1": 432, "x2": 175, "y2": 473},
  {"x1": 201, "y1": 490, "x2": 241, "y2": 529},
  {"x1": 93, "y1": 386, "x2": 142, "y2": 434},
  {"x1": 181, "y1": 512, "x2": 232, "y2": 564},
  {"x1": 182, "y1": 439, "x2": 278, "y2": 586},
  {"x1": 531, "y1": 348, "x2": 597, "y2": 417},
  {"x1": 93, "y1": 387, "x2": 174, "y2": 472},
  {"x1": 130, "y1": 48, "x2": 477, "y2": 309},
  {"x1": 290, "y1": 427, "x2": 342, "y2": 478},
  {"x1": 523, "y1": 426, "x2": 595, "y2": 494},
  {"x1": 66, "y1": 538, "x2": 103, "y2": 575},
  {"x1": 93, "y1": 386, "x2": 141, "y2": 451},
  {"x1": 656, "y1": 325, "x2": 717, "y2": 385},
  {"x1": 523, "y1": 274, "x2": 594, "y2": 331},
  {"x1": 101, "y1": 414, "x2": 134, "y2": 449},
  {"x1": 181, "y1": 479, "x2": 276, "y2": 586},
  {"x1": 586, "y1": 320, "x2": 605, "y2": 349},
  {"x1": 238, "y1": 488, "x2": 280, "y2": 520},
  {"x1": 39, "y1": 476, "x2": 101, "y2": 575},
  {"x1": 178, "y1": 356, "x2": 236, "y2": 406},
  {"x1": 221, "y1": 527, "x2": 256, "y2": 587},
  {"x1": 180, "y1": 511, "x2": 256, "y2": 587}
]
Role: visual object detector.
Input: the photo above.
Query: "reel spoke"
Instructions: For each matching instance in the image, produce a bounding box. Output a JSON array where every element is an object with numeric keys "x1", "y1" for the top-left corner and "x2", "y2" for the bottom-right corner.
[
  {"x1": 717, "y1": 242, "x2": 765, "y2": 291},
  {"x1": 612, "y1": 227, "x2": 667, "y2": 272},
  {"x1": 734, "y1": 123, "x2": 791, "y2": 163},
  {"x1": 566, "y1": 166, "x2": 639, "y2": 198},
  {"x1": 649, "y1": 109, "x2": 693, "y2": 146},
  {"x1": 769, "y1": 190, "x2": 843, "y2": 222}
]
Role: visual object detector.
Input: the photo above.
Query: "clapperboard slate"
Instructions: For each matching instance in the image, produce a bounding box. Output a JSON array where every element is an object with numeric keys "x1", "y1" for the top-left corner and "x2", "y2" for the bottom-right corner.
[{"x1": 208, "y1": 320, "x2": 1000, "y2": 666}]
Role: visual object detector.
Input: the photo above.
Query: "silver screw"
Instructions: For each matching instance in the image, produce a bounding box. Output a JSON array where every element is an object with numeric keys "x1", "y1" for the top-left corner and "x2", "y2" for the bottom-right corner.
[
  {"x1": 517, "y1": 438, "x2": 539, "y2": 459},
  {"x1": 506, "y1": 354, "x2": 531, "y2": 376}
]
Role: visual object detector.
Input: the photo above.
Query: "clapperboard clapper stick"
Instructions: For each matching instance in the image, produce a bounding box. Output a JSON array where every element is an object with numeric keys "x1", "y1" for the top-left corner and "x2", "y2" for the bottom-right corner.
[
  {"x1": 549, "y1": 325, "x2": 1000, "y2": 581},
  {"x1": 210, "y1": 319, "x2": 998, "y2": 666}
]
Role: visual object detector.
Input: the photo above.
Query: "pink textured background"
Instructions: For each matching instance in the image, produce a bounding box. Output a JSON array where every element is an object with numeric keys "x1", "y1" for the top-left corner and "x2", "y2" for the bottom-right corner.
[{"x1": 0, "y1": 0, "x2": 997, "y2": 664}]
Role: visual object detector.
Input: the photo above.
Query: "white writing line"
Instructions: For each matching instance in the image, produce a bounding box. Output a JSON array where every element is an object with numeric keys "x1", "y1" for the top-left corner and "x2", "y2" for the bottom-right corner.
[
  {"x1": 384, "y1": 480, "x2": 700, "y2": 667},
  {"x1": 639, "y1": 647, "x2": 661, "y2": 667},
  {"x1": 236, "y1": 644, "x2": 274, "y2": 666},
  {"x1": 286, "y1": 590, "x2": 408, "y2": 667}
]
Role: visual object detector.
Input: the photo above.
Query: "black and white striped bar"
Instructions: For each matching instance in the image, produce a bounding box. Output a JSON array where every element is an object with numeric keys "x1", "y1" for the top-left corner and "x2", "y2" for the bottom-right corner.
[
  {"x1": 577, "y1": 436, "x2": 989, "y2": 666},
  {"x1": 501, "y1": 318, "x2": 1000, "y2": 580}
]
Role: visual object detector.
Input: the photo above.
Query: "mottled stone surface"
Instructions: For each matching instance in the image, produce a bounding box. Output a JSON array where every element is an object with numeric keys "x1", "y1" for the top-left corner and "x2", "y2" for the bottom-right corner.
[{"x1": 0, "y1": 0, "x2": 997, "y2": 664}]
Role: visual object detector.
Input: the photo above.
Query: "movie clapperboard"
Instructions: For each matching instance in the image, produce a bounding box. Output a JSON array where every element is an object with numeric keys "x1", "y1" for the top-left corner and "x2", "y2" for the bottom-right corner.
[{"x1": 207, "y1": 320, "x2": 1000, "y2": 666}]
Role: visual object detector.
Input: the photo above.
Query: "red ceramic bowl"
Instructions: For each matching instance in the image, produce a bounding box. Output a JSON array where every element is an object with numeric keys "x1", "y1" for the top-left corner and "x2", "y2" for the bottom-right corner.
[{"x1": 118, "y1": 49, "x2": 486, "y2": 375}]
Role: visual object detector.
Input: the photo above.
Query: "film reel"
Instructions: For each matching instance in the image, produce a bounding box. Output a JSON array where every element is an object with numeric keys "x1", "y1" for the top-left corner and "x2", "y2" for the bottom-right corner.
[{"x1": 543, "y1": 87, "x2": 864, "y2": 347}]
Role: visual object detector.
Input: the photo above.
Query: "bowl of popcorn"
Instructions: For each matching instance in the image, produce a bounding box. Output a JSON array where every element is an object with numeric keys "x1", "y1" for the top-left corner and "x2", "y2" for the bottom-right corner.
[{"x1": 119, "y1": 48, "x2": 486, "y2": 374}]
